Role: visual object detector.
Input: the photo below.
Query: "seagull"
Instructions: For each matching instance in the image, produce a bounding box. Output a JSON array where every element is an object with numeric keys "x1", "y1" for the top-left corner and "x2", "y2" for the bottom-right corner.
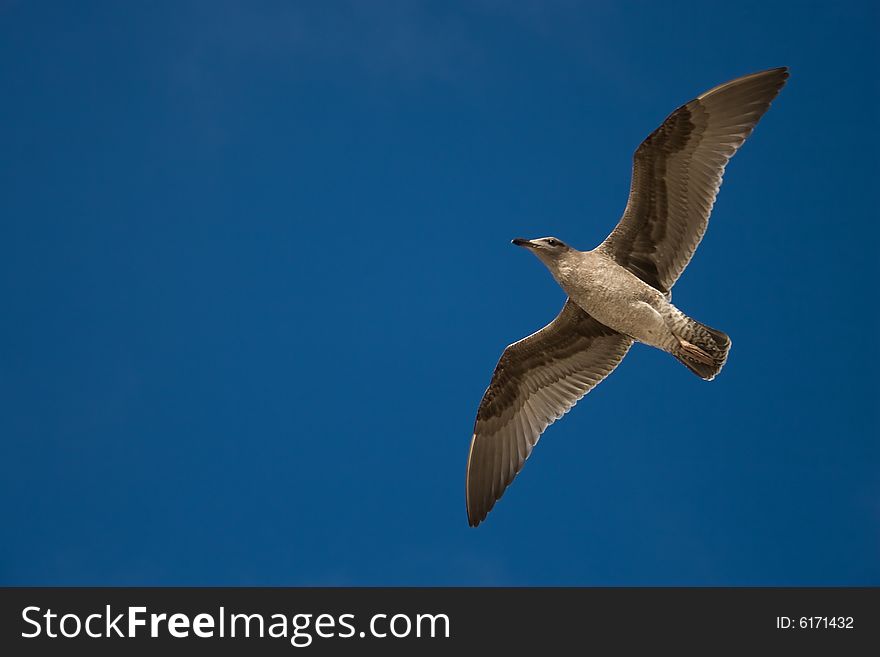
[{"x1": 466, "y1": 67, "x2": 788, "y2": 527}]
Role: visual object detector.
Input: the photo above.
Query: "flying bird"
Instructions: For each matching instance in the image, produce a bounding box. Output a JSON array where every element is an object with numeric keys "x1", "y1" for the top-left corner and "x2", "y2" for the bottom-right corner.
[{"x1": 466, "y1": 67, "x2": 789, "y2": 527}]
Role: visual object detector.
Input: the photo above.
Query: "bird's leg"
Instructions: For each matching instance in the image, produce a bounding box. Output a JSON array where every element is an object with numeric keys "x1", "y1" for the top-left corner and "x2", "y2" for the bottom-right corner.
[{"x1": 677, "y1": 337, "x2": 713, "y2": 365}]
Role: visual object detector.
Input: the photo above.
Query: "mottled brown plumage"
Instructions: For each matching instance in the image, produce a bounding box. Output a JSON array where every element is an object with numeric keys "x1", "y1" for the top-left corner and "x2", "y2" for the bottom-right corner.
[
  {"x1": 466, "y1": 68, "x2": 788, "y2": 527},
  {"x1": 466, "y1": 300, "x2": 632, "y2": 524},
  {"x1": 600, "y1": 68, "x2": 790, "y2": 293}
]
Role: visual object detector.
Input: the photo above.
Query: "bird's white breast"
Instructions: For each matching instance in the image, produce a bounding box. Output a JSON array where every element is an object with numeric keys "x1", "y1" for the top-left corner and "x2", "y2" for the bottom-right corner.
[{"x1": 552, "y1": 251, "x2": 672, "y2": 345}]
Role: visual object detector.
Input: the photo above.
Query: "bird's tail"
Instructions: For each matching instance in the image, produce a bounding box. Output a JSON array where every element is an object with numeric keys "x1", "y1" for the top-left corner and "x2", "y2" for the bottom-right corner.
[{"x1": 672, "y1": 317, "x2": 731, "y2": 381}]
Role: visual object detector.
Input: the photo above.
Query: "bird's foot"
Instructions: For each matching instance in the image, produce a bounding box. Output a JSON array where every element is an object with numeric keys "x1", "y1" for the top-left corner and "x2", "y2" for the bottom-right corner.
[{"x1": 678, "y1": 338, "x2": 713, "y2": 365}]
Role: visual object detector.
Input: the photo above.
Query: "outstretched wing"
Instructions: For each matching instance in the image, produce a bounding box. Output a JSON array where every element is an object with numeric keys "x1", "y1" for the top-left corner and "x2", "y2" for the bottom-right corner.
[
  {"x1": 466, "y1": 300, "x2": 633, "y2": 526},
  {"x1": 599, "y1": 67, "x2": 788, "y2": 294}
]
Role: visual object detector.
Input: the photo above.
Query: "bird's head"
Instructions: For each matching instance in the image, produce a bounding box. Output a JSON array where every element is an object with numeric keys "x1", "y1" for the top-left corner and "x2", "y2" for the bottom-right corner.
[{"x1": 511, "y1": 236, "x2": 571, "y2": 269}]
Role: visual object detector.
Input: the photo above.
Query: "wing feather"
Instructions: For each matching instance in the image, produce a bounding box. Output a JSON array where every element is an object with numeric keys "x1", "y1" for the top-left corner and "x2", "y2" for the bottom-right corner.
[
  {"x1": 466, "y1": 299, "x2": 633, "y2": 526},
  {"x1": 599, "y1": 67, "x2": 788, "y2": 293}
]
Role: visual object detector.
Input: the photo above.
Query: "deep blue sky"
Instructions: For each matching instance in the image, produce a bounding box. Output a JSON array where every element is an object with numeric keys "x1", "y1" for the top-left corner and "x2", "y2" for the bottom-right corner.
[{"x1": 1, "y1": 1, "x2": 877, "y2": 585}]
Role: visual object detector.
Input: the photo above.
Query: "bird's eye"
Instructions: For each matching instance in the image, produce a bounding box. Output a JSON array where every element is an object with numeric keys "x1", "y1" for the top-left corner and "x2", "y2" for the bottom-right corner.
[{"x1": 547, "y1": 239, "x2": 560, "y2": 247}]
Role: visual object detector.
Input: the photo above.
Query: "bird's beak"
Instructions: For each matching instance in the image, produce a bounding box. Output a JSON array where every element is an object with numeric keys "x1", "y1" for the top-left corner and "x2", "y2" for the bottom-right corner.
[{"x1": 512, "y1": 238, "x2": 536, "y2": 248}]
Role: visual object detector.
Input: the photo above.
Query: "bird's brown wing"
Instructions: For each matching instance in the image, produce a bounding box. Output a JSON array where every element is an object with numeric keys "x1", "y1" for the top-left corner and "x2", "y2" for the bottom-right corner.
[
  {"x1": 466, "y1": 299, "x2": 633, "y2": 526},
  {"x1": 599, "y1": 67, "x2": 788, "y2": 294}
]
